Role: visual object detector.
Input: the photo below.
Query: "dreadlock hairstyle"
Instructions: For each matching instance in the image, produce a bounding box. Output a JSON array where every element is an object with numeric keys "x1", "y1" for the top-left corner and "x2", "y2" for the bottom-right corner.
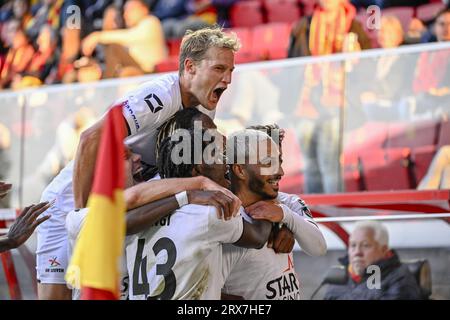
[
  {"x1": 155, "y1": 108, "x2": 210, "y2": 160},
  {"x1": 246, "y1": 124, "x2": 281, "y2": 146},
  {"x1": 157, "y1": 128, "x2": 216, "y2": 179}
]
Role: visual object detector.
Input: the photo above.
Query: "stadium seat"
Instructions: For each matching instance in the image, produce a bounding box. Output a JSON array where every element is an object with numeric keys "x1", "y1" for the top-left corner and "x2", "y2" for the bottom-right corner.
[
  {"x1": 382, "y1": 7, "x2": 414, "y2": 32},
  {"x1": 360, "y1": 148, "x2": 414, "y2": 191},
  {"x1": 264, "y1": 0, "x2": 302, "y2": 24},
  {"x1": 437, "y1": 118, "x2": 450, "y2": 148},
  {"x1": 403, "y1": 259, "x2": 432, "y2": 299},
  {"x1": 411, "y1": 145, "x2": 437, "y2": 184},
  {"x1": 250, "y1": 23, "x2": 291, "y2": 60},
  {"x1": 342, "y1": 153, "x2": 364, "y2": 192},
  {"x1": 343, "y1": 121, "x2": 389, "y2": 155},
  {"x1": 167, "y1": 38, "x2": 182, "y2": 57},
  {"x1": 416, "y1": 2, "x2": 446, "y2": 22},
  {"x1": 386, "y1": 120, "x2": 439, "y2": 149},
  {"x1": 228, "y1": 28, "x2": 260, "y2": 64},
  {"x1": 154, "y1": 57, "x2": 179, "y2": 73},
  {"x1": 230, "y1": 1, "x2": 264, "y2": 28}
]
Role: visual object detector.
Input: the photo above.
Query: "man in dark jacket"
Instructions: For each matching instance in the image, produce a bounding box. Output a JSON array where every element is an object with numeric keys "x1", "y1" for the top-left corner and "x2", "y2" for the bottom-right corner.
[{"x1": 324, "y1": 221, "x2": 423, "y2": 300}]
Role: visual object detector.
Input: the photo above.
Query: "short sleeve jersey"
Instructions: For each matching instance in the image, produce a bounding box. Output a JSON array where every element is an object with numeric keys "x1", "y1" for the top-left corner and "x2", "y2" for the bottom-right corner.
[
  {"x1": 126, "y1": 204, "x2": 244, "y2": 300},
  {"x1": 120, "y1": 73, "x2": 183, "y2": 165}
]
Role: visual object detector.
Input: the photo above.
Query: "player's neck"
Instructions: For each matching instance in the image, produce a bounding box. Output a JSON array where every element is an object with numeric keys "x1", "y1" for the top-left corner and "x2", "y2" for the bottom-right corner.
[
  {"x1": 235, "y1": 188, "x2": 260, "y2": 208},
  {"x1": 179, "y1": 75, "x2": 199, "y2": 108}
]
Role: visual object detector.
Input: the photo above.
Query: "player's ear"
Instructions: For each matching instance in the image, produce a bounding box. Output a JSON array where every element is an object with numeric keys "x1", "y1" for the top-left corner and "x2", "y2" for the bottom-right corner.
[
  {"x1": 231, "y1": 164, "x2": 246, "y2": 181},
  {"x1": 184, "y1": 58, "x2": 196, "y2": 75}
]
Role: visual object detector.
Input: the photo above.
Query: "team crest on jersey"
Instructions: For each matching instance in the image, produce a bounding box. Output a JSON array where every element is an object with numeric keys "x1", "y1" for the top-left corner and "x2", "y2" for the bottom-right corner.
[{"x1": 144, "y1": 93, "x2": 164, "y2": 113}]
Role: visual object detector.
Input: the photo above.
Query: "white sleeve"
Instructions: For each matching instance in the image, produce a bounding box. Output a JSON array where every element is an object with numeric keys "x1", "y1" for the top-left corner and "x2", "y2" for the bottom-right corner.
[
  {"x1": 278, "y1": 193, "x2": 327, "y2": 256},
  {"x1": 120, "y1": 81, "x2": 177, "y2": 136},
  {"x1": 207, "y1": 207, "x2": 244, "y2": 244}
]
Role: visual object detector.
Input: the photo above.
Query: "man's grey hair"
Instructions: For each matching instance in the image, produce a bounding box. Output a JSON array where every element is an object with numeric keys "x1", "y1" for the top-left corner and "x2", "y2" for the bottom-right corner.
[
  {"x1": 227, "y1": 129, "x2": 273, "y2": 164},
  {"x1": 353, "y1": 220, "x2": 389, "y2": 247},
  {"x1": 179, "y1": 26, "x2": 240, "y2": 75}
]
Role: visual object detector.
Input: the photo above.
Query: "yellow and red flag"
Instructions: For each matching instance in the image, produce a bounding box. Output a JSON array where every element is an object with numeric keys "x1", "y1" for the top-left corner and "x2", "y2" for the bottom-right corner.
[{"x1": 66, "y1": 105, "x2": 126, "y2": 299}]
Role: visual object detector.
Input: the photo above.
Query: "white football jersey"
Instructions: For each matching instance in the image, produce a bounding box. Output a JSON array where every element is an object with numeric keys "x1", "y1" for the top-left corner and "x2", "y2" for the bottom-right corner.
[
  {"x1": 221, "y1": 192, "x2": 313, "y2": 300},
  {"x1": 120, "y1": 73, "x2": 183, "y2": 165},
  {"x1": 126, "y1": 204, "x2": 244, "y2": 300}
]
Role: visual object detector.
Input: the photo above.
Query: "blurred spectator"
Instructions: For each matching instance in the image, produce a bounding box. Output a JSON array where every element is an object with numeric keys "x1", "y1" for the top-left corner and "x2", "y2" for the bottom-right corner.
[
  {"x1": 11, "y1": 24, "x2": 58, "y2": 89},
  {"x1": 405, "y1": 9, "x2": 450, "y2": 120},
  {"x1": 12, "y1": 0, "x2": 33, "y2": 31},
  {"x1": 418, "y1": 145, "x2": 450, "y2": 190},
  {"x1": 377, "y1": 15, "x2": 404, "y2": 49},
  {"x1": 405, "y1": 18, "x2": 427, "y2": 45},
  {"x1": 288, "y1": 0, "x2": 371, "y2": 58},
  {"x1": 102, "y1": 4, "x2": 124, "y2": 31},
  {"x1": 152, "y1": 0, "x2": 211, "y2": 39},
  {"x1": 209, "y1": 0, "x2": 237, "y2": 28},
  {"x1": 350, "y1": 0, "x2": 427, "y2": 10},
  {"x1": 0, "y1": 27, "x2": 34, "y2": 88},
  {"x1": 288, "y1": 0, "x2": 369, "y2": 193},
  {"x1": 27, "y1": 0, "x2": 64, "y2": 40},
  {"x1": 421, "y1": 7, "x2": 450, "y2": 43},
  {"x1": 435, "y1": 8, "x2": 450, "y2": 42},
  {"x1": 359, "y1": 15, "x2": 416, "y2": 121},
  {"x1": 324, "y1": 221, "x2": 422, "y2": 300},
  {"x1": 74, "y1": 56, "x2": 102, "y2": 83},
  {"x1": 81, "y1": 0, "x2": 167, "y2": 78}
]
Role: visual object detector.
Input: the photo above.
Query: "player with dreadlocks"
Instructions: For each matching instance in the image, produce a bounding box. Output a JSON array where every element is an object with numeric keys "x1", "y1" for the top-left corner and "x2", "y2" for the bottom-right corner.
[{"x1": 126, "y1": 128, "x2": 272, "y2": 299}]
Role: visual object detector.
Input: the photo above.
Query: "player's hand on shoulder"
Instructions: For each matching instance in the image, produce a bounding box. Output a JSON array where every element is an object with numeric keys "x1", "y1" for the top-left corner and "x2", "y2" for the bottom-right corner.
[
  {"x1": 245, "y1": 200, "x2": 283, "y2": 223},
  {"x1": 187, "y1": 190, "x2": 237, "y2": 221},
  {"x1": 199, "y1": 177, "x2": 241, "y2": 217}
]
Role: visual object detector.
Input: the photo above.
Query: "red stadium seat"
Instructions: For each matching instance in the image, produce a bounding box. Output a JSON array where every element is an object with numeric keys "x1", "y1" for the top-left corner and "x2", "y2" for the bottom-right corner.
[
  {"x1": 250, "y1": 23, "x2": 291, "y2": 60},
  {"x1": 342, "y1": 153, "x2": 364, "y2": 192},
  {"x1": 437, "y1": 119, "x2": 450, "y2": 148},
  {"x1": 411, "y1": 145, "x2": 437, "y2": 184},
  {"x1": 386, "y1": 120, "x2": 439, "y2": 149},
  {"x1": 228, "y1": 27, "x2": 260, "y2": 64},
  {"x1": 360, "y1": 148, "x2": 414, "y2": 191},
  {"x1": 230, "y1": 1, "x2": 264, "y2": 28},
  {"x1": 382, "y1": 7, "x2": 414, "y2": 32},
  {"x1": 417, "y1": 2, "x2": 446, "y2": 22},
  {"x1": 264, "y1": 0, "x2": 301, "y2": 24},
  {"x1": 154, "y1": 57, "x2": 179, "y2": 73},
  {"x1": 167, "y1": 38, "x2": 182, "y2": 57}
]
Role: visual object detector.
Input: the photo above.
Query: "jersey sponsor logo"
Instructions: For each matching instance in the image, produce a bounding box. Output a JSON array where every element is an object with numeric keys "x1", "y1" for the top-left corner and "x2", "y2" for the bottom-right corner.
[
  {"x1": 45, "y1": 256, "x2": 64, "y2": 273},
  {"x1": 265, "y1": 272, "x2": 300, "y2": 300},
  {"x1": 266, "y1": 256, "x2": 300, "y2": 300},
  {"x1": 144, "y1": 94, "x2": 164, "y2": 113},
  {"x1": 123, "y1": 100, "x2": 140, "y2": 131}
]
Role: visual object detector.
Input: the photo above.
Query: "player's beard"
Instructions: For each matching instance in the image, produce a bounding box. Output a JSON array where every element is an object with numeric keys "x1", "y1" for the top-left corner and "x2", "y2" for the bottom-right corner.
[{"x1": 247, "y1": 169, "x2": 278, "y2": 201}]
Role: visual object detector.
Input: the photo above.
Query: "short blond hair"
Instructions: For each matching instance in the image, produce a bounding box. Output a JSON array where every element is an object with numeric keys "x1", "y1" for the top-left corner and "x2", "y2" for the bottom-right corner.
[{"x1": 179, "y1": 26, "x2": 241, "y2": 75}]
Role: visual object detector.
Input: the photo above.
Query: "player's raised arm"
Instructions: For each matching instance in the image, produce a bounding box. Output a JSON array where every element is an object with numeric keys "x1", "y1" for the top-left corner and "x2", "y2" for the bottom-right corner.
[{"x1": 72, "y1": 116, "x2": 109, "y2": 208}]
